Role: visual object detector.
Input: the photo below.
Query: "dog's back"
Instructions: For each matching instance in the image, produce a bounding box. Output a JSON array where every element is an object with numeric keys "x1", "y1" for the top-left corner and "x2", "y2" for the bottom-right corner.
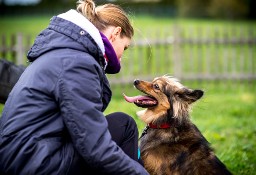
[{"x1": 140, "y1": 122, "x2": 232, "y2": 175}]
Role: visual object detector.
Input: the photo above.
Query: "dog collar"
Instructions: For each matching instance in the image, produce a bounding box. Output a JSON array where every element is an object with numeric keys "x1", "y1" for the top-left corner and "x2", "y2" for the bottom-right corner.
[
  {"x1": 148, "y1": 123, "x2": 171, "y2": 129},
  {"x1": 139, "y1": 123, "x2": 171, "y2": 140}
]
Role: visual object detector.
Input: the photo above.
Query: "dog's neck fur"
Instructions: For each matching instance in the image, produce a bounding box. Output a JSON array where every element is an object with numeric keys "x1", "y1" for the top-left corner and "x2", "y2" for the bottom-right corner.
[
  {"x1": 139, "y1": 111, "x2": 194, "y2": 152},
  {"x1": 148, "y1": 122, "x2": 171, "y2": 129},
  {"x1": 138, "y1": 105, "x2": 190, "y2": 129},
  {"x1": 139, "y1": 107, "x2": 191, "y2": 142}
]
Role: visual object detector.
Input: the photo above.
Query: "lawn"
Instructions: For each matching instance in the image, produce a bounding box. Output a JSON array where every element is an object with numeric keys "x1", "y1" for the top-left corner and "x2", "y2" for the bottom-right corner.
[
  {"x1": 104, "y1": 81, "x2": 256, "y2": 175},
  {"x1": 0, "y1": 14, "x2": 256, "y2": 174},
  {"x1": 0, "y1": 81, "x2": 255, "y2": 174},
  {"x1": 1, "y1": 15, "x2": 255, "y2": 43}
]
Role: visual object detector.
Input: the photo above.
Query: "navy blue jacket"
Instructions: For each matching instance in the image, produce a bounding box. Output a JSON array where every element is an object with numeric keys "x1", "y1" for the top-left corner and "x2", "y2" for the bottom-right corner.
[{"x1": 0, "y1": 16, "x2": 148, "y2": 175}]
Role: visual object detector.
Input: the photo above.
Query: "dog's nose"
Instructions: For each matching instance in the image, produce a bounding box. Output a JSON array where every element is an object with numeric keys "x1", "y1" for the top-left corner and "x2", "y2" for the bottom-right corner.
[{"x1": 134, "y1": 79, "x2": 140, "y2": 85}]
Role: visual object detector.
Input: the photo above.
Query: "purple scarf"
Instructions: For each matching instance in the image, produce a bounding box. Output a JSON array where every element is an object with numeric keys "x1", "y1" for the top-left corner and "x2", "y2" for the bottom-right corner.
[{"x1": 100, "y1": 32, "x2": 121, "y2": 74}]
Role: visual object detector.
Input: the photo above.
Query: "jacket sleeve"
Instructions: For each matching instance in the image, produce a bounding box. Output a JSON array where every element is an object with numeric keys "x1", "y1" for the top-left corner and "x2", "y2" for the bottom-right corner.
[{"x1": 56, "y1": 56, "x2": 149, "y2": 175}]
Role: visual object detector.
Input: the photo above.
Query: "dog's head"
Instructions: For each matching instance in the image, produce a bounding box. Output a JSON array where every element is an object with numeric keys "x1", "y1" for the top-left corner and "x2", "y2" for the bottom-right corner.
[{"x1": 124, "y1": 75, "x2": 204, "y2": 125}]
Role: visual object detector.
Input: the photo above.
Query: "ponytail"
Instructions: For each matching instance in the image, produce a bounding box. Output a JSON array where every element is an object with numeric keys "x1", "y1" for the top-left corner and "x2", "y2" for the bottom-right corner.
[
  {"x1": 77, "y1": 0, "x2": 96, "y2": 23},
  {"x1": 76, "y1": 0, "x2": 134, "y2": 39}
]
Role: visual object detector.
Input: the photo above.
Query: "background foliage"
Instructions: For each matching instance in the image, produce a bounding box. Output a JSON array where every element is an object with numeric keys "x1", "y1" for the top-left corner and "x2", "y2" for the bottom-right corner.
[
  {"x1": 1, "y1": 0, "x2": 256, "y2": 19},
  {"x1": 105, "y1": 81, "x2": 256, "y2": 175}
]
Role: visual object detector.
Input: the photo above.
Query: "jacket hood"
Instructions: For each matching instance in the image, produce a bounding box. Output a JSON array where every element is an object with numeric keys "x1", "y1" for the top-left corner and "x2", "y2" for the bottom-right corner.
[{"x1": 27, "y1": 10, "x2": 106, "y2": 69}]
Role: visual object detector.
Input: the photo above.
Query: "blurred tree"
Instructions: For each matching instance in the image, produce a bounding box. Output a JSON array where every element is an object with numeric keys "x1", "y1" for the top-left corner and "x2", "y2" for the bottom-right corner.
[
  {"x1": 1, "y1": 0, "x2": 253, "y2": 19},
  {"x1": 207, "y1": 0, "x2": 248, "y2": 19},
  {"x1": 248, "y1": 0, "x2": 256, "y2": 19},
  {"x1": 175, "y1": 0, "x2": 250, "y2": 19},
  {"x1": 176, "y1": 0, "x2": 210, "y2": 18},
  {"x1": 39, "y1": 0, "x2": 62, "y2": 7},
  {"x1": 160, "y1": 0, "x2": 176, "y2": 7}
]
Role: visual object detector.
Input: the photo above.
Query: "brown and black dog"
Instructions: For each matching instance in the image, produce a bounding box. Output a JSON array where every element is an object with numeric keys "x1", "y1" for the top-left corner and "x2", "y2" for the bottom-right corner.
[{"x1": 124, "y1": 75, "x2": 232, "y2": 175}]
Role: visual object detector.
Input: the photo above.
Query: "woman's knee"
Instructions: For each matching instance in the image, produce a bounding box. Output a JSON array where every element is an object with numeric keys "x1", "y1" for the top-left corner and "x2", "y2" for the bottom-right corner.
[
  {"x1": 106, "y1": 112, "x2": 137, "y2": 128},
  {"x1": 106, "y1": 112, "x2": 138, "y2": 144}
]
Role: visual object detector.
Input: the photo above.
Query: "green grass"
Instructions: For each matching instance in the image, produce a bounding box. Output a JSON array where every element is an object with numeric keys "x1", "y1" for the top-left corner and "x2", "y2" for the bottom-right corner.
[
  {"x1": 0, "y1": 15, "x2": 256, "y2": 174},
  {"x1": 1, "y1": 15, "x2": 255, "y2": 42},
  {"x1": 104, "y1": 82, "x2": 256, "y2": 175},
  {"x1": 0, "y1": 82, "x2": 255, "y2": 174},
  {"x1": 1, "y1": 15, "x2": 255, "y2": 77},
  {"x1": 0, "y1": 15, "x2": 52, "y2": 37}
]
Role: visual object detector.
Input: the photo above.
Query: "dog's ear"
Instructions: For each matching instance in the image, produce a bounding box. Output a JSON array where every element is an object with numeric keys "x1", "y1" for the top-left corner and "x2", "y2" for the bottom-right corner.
[{"x1": 177, "y1": 89, "x2": 204, "y2": 104}]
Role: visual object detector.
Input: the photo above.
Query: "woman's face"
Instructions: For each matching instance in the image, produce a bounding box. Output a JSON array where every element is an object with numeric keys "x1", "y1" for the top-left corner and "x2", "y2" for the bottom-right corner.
[
  {"x1": 111, "y1": 35, "x2": 131, "y2": 61},
  {"x1": 102, "y1": 26, "x2": 131, "y2": 62}
]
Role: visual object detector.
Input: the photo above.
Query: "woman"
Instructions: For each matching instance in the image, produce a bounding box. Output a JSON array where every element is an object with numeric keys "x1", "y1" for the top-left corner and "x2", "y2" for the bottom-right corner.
[{"x1": 0, "y1": 0, "x2": 149, "y2": 174}]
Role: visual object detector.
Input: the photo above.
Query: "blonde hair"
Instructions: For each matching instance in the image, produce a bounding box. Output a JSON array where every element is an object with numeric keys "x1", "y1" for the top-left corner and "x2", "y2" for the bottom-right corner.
[{"x1": 76, "y1": 0, "x2": 134, "y2": 38}]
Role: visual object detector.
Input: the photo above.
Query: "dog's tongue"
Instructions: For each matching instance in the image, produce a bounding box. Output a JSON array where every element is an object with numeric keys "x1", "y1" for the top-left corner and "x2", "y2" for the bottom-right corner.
[
  {"x1": 123, "y1": 93, "x2": 158, "y2": 107},
  {"x1": 123, "y1": 93, "x2": 154, "y2": 103}
]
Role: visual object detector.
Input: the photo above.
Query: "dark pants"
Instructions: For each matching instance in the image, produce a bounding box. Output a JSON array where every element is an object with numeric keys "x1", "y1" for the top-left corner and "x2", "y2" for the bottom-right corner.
[{"x1": 106, "y1": 112, "x2": 139, "y2": 161}]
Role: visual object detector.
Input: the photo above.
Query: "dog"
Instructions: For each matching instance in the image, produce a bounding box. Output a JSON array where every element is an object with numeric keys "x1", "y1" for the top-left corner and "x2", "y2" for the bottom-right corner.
[{"x1": 123, "y1": 75, "x2": 232, "y2": 175}]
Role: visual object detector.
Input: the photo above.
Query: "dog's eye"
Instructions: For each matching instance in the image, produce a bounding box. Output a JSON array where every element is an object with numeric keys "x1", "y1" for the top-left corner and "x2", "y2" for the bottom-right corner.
[{"x1": 153, "y1": 84, "x2": 160, "y2": 90}]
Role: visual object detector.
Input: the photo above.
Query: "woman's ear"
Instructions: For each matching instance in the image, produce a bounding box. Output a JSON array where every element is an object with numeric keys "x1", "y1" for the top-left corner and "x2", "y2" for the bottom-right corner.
[{"x1": 110, "y1": 26, "x2": 122, "y2": 42}]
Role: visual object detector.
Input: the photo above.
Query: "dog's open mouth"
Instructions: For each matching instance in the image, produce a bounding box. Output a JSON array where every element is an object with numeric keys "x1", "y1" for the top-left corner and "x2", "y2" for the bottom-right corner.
[{"x1": 123, "y1": 93, "x2": 158, "y2": 108}]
